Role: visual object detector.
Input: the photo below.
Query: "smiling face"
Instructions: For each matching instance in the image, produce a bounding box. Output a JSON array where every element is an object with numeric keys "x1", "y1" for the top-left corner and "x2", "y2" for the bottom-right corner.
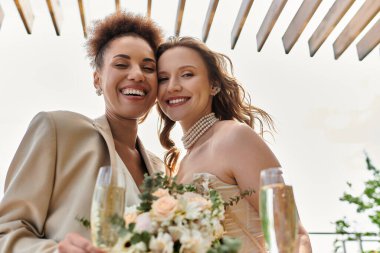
[
  {"x1": 157, "y1": 47, "x2": 214, "y2": 130},
  {"x1": 94, "y1": 35, "x2": 157, "y2": 120}
]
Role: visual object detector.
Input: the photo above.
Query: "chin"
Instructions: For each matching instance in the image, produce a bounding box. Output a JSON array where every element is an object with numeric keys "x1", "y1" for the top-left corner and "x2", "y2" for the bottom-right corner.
[
  {"x1": 160, "y1": 107, "x2": 187, "y2": 122},
  {"x1": 122, "y1": 110, "x2": 149, "y2": 120},
  {"x1": 167, "y1": 114, "x2": 185, "y2": 122}
]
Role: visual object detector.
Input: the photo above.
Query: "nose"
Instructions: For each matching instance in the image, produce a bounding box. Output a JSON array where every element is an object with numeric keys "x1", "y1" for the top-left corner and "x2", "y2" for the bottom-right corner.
[
  {"x1": 127, "y1": 64, "x2": 145, "y2": 82},
  {"x1": 167, "y1": 77, "x2": 182, "y2": 93}
]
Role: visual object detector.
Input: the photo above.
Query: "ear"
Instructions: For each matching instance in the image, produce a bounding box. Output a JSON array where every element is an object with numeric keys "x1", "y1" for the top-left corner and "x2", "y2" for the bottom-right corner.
[
  {"x1": 209, "y1": 83, "x2": 215, "y2": 95},
  {"x1": 93, "y1": 71, "x2": 101, "y2": 89},
  {"x1": 210, "y1": 85, "x2": 221, "y2": 96}
]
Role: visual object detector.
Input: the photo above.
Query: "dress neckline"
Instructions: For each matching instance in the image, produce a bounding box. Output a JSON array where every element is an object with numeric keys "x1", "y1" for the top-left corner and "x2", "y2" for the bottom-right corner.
[
  {"x1": 193, "y1": 172, "x2": 238, "y2": 187},
  {"x1": 116, "y1": 153, "x2": 141, "y2": 194}
]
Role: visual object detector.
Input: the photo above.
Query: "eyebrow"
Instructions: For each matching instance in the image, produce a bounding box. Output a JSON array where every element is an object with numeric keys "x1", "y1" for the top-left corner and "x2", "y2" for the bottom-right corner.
[
  {"x1": 178, "y1": 65, "x2": 196, "y2": 70},
  {"x1": 158, "y1": 65, "x2": 196, "y2": 74},
  {"x1": 113, "y1": 54, "x2": 156, "y2": 63}
]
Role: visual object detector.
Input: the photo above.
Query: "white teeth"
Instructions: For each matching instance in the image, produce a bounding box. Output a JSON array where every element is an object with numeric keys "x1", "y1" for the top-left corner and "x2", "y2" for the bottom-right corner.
[
  {"x1": 121, "y1": 88, "x2": 146, "y2": 96},
  {"x1": 168, "y1": 98, "x2": 187, "y2": 104}
]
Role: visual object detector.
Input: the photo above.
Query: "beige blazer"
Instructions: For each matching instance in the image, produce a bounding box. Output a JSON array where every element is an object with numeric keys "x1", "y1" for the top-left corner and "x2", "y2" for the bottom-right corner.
[{"x1": 0, "y1": 111, "x2": 164, "y2": 253}]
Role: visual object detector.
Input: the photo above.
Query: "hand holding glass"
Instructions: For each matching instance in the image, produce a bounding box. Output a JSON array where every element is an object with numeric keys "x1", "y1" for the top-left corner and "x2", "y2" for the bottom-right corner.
[{"x1": 259, "y1": 168, "x2": 298, "y2": 253}]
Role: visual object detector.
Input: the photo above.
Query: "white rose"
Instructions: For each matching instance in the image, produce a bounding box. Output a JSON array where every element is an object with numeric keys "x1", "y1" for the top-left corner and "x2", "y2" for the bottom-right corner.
[
  {"x1": 179, "y1": 230, "x2": 210, "y2": 253},
  {"x1": 182, "y1": 192, "x2": 211, "y2": 210},
  {"x1": 180, "y1": 192, "x2": 211, "y2": 220},
  {"x1": 134, "y1": 212, "x2": 153, "y2": 233},
  {"x1": 149, "y1": 232, "x2": 174, "y2": 253},
  {"x1": 185, "y1": 206, "x2": 201, "y2": 220},
  {"x1": 168, "y1": 225, "x2": 186, "y2": 241}
]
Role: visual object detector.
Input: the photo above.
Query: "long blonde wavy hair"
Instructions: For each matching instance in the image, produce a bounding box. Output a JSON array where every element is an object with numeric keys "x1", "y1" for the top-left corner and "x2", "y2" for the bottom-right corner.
[{"x1": 156, "y1": 37, "x2": 274, "y2": 174}]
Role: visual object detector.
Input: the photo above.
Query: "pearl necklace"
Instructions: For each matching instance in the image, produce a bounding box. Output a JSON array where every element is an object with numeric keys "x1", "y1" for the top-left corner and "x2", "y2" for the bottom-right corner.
[{"x1": 181, "y1": 113, "x2": 219, "y2": 150}]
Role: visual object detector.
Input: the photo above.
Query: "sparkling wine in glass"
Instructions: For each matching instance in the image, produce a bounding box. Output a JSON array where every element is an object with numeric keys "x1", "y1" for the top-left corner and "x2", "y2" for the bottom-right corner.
[
  {"x1": 259, "y1": 168, "x2": 298, "y2": 253},
  {"x1": 91, "y1": 166, "x2": 125, "y2": 250}
]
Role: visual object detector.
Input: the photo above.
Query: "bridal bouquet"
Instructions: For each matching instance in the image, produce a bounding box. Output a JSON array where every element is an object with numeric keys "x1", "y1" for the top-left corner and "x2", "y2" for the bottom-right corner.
[{"x1": 109, "y1": 173, "x2": 241, "y2": 253}]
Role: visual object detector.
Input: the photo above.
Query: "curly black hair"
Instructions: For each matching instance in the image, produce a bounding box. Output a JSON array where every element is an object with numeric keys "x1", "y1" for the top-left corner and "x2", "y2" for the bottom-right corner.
[{"x1": 86, "y1": 11, "x2": 164, "y2": 69}]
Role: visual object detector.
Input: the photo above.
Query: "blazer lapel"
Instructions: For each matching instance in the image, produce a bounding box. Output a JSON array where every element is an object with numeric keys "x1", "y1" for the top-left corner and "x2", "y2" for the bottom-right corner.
[
  {"x1": 92, "y1": 115, "x2": 118, "y2": 183},
  {"x1": 137, "y1": 138, "x2": 165, "y2": 175},
  {"x1": 93, "y1": 115, "x2": 164, "y2": 180},
  {"x1": 136, "y1": 138, "x2": 154, "y2": 175}
]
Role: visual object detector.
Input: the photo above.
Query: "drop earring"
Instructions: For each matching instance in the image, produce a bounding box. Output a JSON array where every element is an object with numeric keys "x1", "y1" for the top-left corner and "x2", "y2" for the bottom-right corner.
[{"x1": 96, "y1": 88, "x2": 103, "y2": 96}]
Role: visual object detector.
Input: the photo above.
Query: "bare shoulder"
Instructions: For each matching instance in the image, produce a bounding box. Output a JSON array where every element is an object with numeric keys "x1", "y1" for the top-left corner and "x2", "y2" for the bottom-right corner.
[
  {"x1": 213, "y1": 120, "x2": 280, "y2": 168},
  {"x1": 214, "y1": 120, "x2": 263, "y2": 148},
  {"x1": 212, "y1": 121, "x2": 280, "y2": 210}
]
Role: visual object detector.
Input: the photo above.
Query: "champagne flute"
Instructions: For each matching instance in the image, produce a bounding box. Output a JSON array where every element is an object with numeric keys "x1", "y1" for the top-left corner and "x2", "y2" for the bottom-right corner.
[
  {"x1": 259, "y1": 168, "x2": 298, "y2": 253},
  {"x1": 91, "y1": 166, "x2": 126, "y2": 250}
]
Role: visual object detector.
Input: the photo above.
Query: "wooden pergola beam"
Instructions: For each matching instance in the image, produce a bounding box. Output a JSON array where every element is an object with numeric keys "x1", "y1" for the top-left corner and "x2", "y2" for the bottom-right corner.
[
  {"x1": 256, "y1": 0, "x2": 287, "y2": 52},
  {"x1": 282, "y1": 0, "x2": 322, "y2": 54},
  {"x1": 147, "y1": 0, "x2": 152, "y2": 17},
  {"x1": 46, "y1": 0, "x2": 63, "y2": 36},
  {"x1": 174, "y1": 0, "x2": 186, "y2": 36},
  {"x1": 231, "y1": 0, "x2": 254, "y2": 49},
  {"x1": 202, "y1": 0, "x2": 219, "y2": 42},
  {"x1": 308, "y1": 0, "x2": 355, "y2": 57},
  {"x1": 115, "y1": 0, "x2": 120, "y2": 12},
  {"x1": 14, "y1": 0, "x2": 35, "y2": 34},
  {"x1": 333, "y1": 0, "x2": 380, "y2": 59},
  {"x1": 77, "y1": 0, "x2": 87, "y2": 38},
  {"x1": 356, "y1": 19, "x2": 380, "y2": 61}
]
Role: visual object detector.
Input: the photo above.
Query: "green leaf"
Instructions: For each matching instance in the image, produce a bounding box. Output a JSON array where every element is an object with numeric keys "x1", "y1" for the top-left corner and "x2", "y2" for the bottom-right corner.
[
  {"x1": 130, "y1": 233, "x2": 142, "y2": 245},
  {"x1": 334, "y1": 218, "x2": 350, "y2": 234},
  {"x1": 333, "y1": 153, "x2": 380, "y2": 250},
  {"x1": 140, "y1": 231, "x2": 151, "y2": 246},
  {"x1": 75, "y1": 216, "x2": 91, "y2": 229}
]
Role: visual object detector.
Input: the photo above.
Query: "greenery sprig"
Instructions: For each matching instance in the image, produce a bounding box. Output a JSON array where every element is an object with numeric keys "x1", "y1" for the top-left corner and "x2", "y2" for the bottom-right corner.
[
  {"x1": 224, "y1": 188, "x2": 255, "y2": 208},
  {"x1": 333, "y1": 153, "x2": 380, "y2": 253}
]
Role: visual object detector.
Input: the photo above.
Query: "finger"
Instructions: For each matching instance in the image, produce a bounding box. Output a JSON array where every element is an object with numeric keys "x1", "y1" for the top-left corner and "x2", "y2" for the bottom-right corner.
[
  {"x1": 90, "y1": 248, "x2": 108, "y2": 253},
  {"x1": 66, "y1": 233, "x2": 106, "y2": 253},
  {"x1": 67, "y1": 233, "x2": 93, "y2": 249},
  {"x1": 57, "y1": 241, "x2": 86, "y2": 253}
]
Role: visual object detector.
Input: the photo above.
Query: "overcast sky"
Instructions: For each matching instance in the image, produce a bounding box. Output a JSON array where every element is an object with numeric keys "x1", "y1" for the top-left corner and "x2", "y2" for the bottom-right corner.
[{"x1": 0, "y1": 0, "x2": 379, "y2": 251}]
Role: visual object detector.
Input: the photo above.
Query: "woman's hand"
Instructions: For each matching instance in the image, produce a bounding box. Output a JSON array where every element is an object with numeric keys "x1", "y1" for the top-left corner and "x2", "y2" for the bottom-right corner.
[{"x1": 58, "y1": 233, "x2": 106, "y2": 253}]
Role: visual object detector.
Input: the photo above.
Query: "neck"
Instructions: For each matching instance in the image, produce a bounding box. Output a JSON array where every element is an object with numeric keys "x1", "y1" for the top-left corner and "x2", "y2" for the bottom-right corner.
[
  {"x1": 180, "y1": 111, "x2": 213, "y2": 133},
  {"x1": 106, "y1": 113, "x2": 138, "y2": 149}
]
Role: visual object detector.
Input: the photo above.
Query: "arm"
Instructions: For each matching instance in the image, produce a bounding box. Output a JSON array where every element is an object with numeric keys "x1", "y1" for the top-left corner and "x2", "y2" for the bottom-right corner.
[
  {"x1": 0, "y1": 112, "x2": 106, "y2": 253},
  {"x1": 223, "y1": 124, "x2": 312, "y2": 252},
  {"x1": 297, "y1": 222, "x2": 313, "y2": 253},
  {"x1": 221, "y1": 123, "x2": 280, "y2": 211},
  {"x1": 0, "y1": 112, "x2": 58, "y2": 252}
]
